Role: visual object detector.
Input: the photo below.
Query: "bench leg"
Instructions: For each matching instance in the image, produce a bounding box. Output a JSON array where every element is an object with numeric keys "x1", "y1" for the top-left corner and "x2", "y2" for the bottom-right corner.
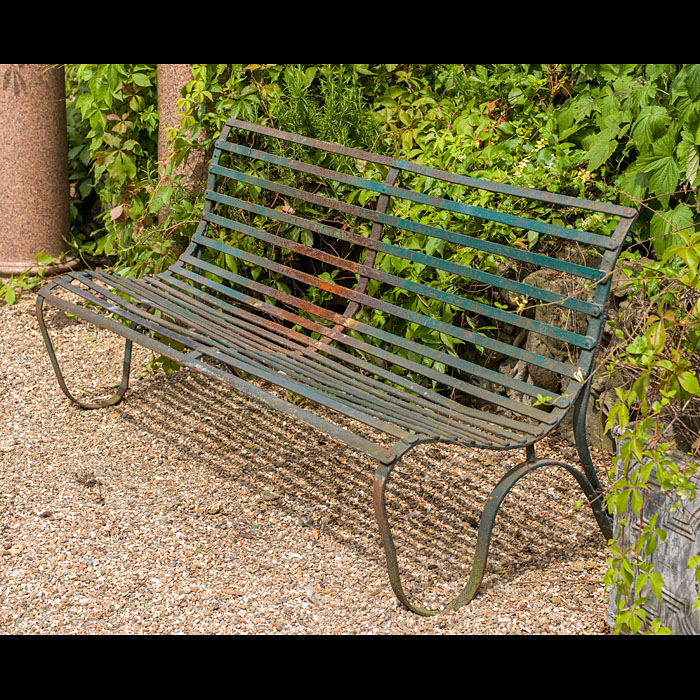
[
  {"x1": 572, "y1": 383, "x2": 613, "y2": 540},
  {"x1": 373, "y1": 449, "x2": 613, "y2": 616},
  {"x1": 36, "y1": 294, "x2": 133, "y2": 410}
]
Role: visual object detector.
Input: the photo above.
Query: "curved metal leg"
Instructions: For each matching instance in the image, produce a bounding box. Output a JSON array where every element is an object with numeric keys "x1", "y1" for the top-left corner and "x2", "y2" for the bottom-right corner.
[
  {"x1": 373, "y1": 451, "x2": 613, "y2": 616},
  {"x1": 36, "y1": 293, "x2": 133, "y2": 410},
  {"x1": 572, "y1": 384, "x2": 613, "y2": 540}
]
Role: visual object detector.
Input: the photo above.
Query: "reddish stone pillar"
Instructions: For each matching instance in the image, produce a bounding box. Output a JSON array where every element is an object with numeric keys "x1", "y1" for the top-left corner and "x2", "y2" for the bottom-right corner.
[
  {"x1": 0, "y1": 64, "x2": 73, "y2": 276},
  {"x1": 157, "y1": 64, "x2": 207, "y2": 189}
]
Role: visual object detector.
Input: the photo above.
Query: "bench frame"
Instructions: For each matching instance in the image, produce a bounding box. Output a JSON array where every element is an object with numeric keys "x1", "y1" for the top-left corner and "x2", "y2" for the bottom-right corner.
[{"x1": 36, "y1": 118, "x2": 638, "y2": 616}]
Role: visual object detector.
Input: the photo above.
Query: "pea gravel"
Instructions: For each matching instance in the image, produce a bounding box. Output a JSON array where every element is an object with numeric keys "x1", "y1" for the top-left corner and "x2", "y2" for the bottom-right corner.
[{"x1": 1, "y1": 293, "x2": 614, "y2": 635}]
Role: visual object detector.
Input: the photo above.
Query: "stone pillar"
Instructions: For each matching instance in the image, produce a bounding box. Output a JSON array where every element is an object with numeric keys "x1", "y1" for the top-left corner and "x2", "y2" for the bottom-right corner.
[
  {"x1": 0, "y1": 64, "x2": 72, "y2": 276},
  {"x1": 157, "y1": 64, "x2": 208, "y2": 189}
]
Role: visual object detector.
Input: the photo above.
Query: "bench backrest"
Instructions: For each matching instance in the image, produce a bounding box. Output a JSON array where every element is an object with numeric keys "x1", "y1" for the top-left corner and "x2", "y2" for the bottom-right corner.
[{"x1": 171, "y1": 118, "x2": 638, "y2": 430}]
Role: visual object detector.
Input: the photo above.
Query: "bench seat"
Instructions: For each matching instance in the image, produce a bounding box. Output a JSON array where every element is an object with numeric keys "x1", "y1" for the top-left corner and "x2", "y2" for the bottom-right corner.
[{"x1": 40, "y1": 265, "x2": 558, "y2": 461}]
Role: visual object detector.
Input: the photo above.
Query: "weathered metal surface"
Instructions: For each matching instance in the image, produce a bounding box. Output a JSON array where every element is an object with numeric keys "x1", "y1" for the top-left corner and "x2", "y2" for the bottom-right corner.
[
  {"x1": 208, "y1": 162, "x2": 608, "y2": 282},
  {"x1": 203, "y1": 188, "x2": 604, "y2": 318},
  {"x1": 36, "y1": 116, "x2": 638, "y2": 615},
  {"x1": 224, "y1": 118, "x2": 638, "y2": 219},
  {"x1": 373, "y1": 446, "x2": 614, "y2": 616},
  {"x1": 36, "y1": 289, "x2": 133, "y2": 410},
  {"x1": 196, "y1": 213, "x2": 595, "y2": 349},
  {"x1": 216, "y1": 139, "x2": 620, "y2": 251}
]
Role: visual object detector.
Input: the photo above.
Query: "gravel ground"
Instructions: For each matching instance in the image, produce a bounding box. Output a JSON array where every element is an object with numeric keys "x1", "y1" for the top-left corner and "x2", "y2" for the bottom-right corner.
[{"x1": 1, "y1": 293, "x2": 614, "y2": 634}]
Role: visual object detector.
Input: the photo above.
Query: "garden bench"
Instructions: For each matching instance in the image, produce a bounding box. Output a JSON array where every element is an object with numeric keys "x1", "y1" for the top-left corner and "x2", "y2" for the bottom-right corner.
[{"x1": 36, "y1": 118, "x2": 639, "y2": 615}]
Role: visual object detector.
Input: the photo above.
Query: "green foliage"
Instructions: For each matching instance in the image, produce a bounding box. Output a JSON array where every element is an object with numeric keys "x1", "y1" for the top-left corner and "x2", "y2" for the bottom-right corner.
[
  {"x1": 0, "y1": 253, "x2": 62, "y2": 305},
  {"x1": 66, "y1": 64, "x2": 158, "y2": 202},
  {"x1": 271, "y1": 64, "x2": 380, "y2": 154},
  {"x1": 65, "y1": 64, "x2": 206, "y2": 280},
  {"x1": 174, "y1": 64, "x2": 270, "y2": 149},
  {"x1": 64, "y1": 63, "x2": 177, "y2": 278},
  {"x1": 555, "y1": 64, "x2": 700, "y2": 256},
  {"x1": 603, "y1": 228, "x2": 700, "y2": 634}
]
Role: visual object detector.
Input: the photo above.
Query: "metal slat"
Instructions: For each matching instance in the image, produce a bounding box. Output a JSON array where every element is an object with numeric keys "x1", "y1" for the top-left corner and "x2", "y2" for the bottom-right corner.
[
  {"x1": 204, "y1": 188, "x2": 603, "y2": 319},
  {"x1": 268, "y1": 353, "x2": 527, "y2": 445},
  {"x1": 122, "y1": 273, "x2": 536, "y2": 446},
  {"x1": 179, "y1": 245, "x2": 591, "y2": 379},
  {"x1": 224, "y1": 118, "x2": 638, "y2": 219},
  {"x1": 250, "y1": 347, "x2": 502, "y2": 446},
  {"x1": 209, "y1": 163, "x2": 606, "y2": 283},
  {"x1": 39, "y1": 285, "x2": 397, "y2": 464},
  {"x1": 168, "y1": 261, "x2": 572, "y2": 420},
  {"x1": 197, "y1": 211, "x2": 595, "y2": 349},
  {"x1": 107, "y1": 273, "x2": 511, "y2": 447},
  {"x1": 217, "y1": 140, "x2": 619, "y2": 251},
  {"x1": 151, "y1": 273, "x2": 547, "y2": 436},
  {"x1": 93, "y1": 271, "x2": 479, "y2": 443},
  {"x1": 57, "y1": 274, "x2": 417, "y2": 443}
]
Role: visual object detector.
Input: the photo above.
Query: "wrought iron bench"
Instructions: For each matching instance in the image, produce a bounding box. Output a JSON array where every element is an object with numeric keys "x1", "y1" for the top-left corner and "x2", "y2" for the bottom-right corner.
[{"x1": 36, "y1": 118, "x2": 638, "y2": 616}]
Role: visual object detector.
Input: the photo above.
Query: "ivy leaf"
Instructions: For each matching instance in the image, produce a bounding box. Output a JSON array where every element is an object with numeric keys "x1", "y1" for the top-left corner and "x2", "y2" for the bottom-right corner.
[
  {"x1": 648, "y1": 155, "x2": 680, "y2": 197},
  {"x1": 587, "y1": 127, "x2": 619, "y2": 171},
  {"x1": 131, "y1": 72, "x2": 152, "y2": 88},
  {"x1": 636, "y1": 152, "x2": 680, "y2": 198},
  {"x1": 631, "y1": 106, "x2": 670, "y2": 152},
  {"x1": 678, "y1": 371, "x2": 700, "y2": 396},
  {"x1": 149, "y1": 185, "x2": 174, "y2": 215},
  {"x1": 617, "y1": 169, "x2": 649, "y2": 207},
  {"x1": 558, "y1": 95, "x2": 595, "y2": 139},
  {"x1": 631, "y1": 489, "x2": 644, "y2": 516},
  {"x1": 651, "y1": 204, "x2": 695, "y2": 256},
  {"x1": 684, "y1": 63, "x2": 700, "y2": 101},
  {"x1": 674, "y1": 95, "x2": 700, "y2": 126}
]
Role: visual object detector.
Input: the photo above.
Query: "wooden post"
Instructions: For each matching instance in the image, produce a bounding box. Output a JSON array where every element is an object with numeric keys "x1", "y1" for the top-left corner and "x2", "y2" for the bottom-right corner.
[{"x1": 0, "y1": 64, "x2": 73, "y2": 276}]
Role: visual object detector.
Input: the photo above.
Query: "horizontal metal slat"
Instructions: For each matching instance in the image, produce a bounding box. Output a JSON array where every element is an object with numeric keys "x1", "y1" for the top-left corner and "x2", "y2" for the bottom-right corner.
[
  {"x1": 155, "y1": 271, "x2": 548, "y2": 434},
  {"x1": 208, "y1": 163, "x2": 606, "y2": 283},
  {"x1": 176, "y1": 253, "x2": 581, "y2": 397},
  {"x1": 89, "y1": 271, "x2": 482, "y2": 444},
  {"x1": 188, "y1": 237, "x2": 595, "y2": 377},
  {"x1": 204, "y1": 188, "x2": 603, "y2": 319},
  {"x1": 56, "y1": 273, "x2": 416, "y2": 443},
  {"x1": 198, "y1": 212, "x2": 595, "y2": 349},
  {"x1": 40, "y1": 283, "x2": 397, "y2": 464},
  {"x1": 217, "y1": 139, "x2": 619, "y2": 251},
  {"x1": 224, "y1": 118, "x2": 638, "y2": 220}
]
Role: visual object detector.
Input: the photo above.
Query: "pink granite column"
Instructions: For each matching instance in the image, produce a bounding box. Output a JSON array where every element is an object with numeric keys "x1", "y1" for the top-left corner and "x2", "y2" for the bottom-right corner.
[
  {"x1": 0, "y1": 64, "x2": 72, "y2": 276},
  {"x1": 157, "y1": 64, "x2": 207, "y2": 189}
]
